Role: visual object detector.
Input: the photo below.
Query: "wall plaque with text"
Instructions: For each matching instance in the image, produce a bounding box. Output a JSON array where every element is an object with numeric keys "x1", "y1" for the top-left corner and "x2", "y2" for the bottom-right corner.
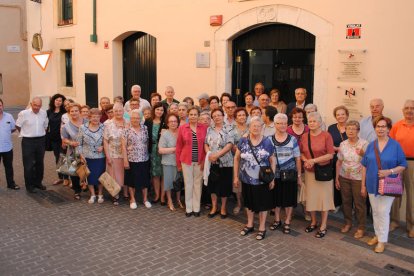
[{"x1": 338, "y1": 50, "x2": 366, "y2": 82}]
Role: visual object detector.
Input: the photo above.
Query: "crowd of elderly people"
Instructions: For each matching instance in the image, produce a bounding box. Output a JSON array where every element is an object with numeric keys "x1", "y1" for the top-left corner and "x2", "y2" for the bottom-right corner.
[{"x1": 1, "y1": 83, "x2": 413, "y2": 252}]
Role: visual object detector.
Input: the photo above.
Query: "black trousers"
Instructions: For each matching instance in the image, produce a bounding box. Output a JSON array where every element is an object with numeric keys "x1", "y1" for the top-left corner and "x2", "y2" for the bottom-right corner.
[
  {"x1": 22, "y1": 137, "x2": 45, "y2": 190},
  {"x1": 51, "y1": 140, "x2": 68, "y2": 180},
  {"x1": 0, "y1": 149, "x2": 15, "y2": 187}
]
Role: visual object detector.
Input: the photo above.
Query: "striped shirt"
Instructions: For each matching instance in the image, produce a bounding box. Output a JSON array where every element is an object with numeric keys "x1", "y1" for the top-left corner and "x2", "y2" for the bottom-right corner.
[{"x1": 191, "y1": 130, "x2": 198, "y2": 162}]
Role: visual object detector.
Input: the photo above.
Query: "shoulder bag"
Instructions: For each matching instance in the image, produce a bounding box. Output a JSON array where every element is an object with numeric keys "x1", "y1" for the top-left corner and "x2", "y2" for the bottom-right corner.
[
  {"x1": 374, "y1": 142, "x2": 403, "y2": 197},
  {"x1": 56, "y1": 146, "x2": 80, "y2": 176},
  {"x1": 272, "y1": 135, "x2": 297, "y2": 182},
  {"x1": 99, "y1": 171, "x2": 121, "y2": 197},
  {"x1": 308, "y1": 132, "x2": 333, "y2": 181},
  {"x1": 247, "y1": 137, "x2": 275, "y2": 184}
]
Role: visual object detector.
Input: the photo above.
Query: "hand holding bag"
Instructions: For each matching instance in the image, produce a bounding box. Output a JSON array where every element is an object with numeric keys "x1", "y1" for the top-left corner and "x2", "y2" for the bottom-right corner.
[
  {"x1": 247, "y1": 137, "x2": 275, "y2": 184},
  {"x1": 374, "y1": 142, "x2": 403, "y2": 197},
  {"x1": 56, "y1": 146, "x2": 80, "y2": 176},
  {"x1": 99, "y1": 171, "x2": 121, "y2": 197},
  {"x1": 308, "y1": 132, "x2": 333, "y2": 181}
]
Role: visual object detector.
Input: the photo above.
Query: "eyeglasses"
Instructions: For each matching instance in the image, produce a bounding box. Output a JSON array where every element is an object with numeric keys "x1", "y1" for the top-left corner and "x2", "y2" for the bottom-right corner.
[{"x1": 375, "y1": 125, "x2": 388, "y2": 129}]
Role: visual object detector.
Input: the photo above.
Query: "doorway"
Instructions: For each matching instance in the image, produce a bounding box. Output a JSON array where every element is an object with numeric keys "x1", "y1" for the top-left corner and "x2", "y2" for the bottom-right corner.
[
  {"x1": 232, "y1": 24, "x2": 315, "y2": 106},
  {"x1": 122, "y1": 32, "x2": 156, "y2": 101}
]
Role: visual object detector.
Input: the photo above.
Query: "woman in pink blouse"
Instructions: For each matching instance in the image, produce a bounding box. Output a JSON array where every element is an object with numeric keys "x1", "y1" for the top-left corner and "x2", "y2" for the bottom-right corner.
[{"x1": 176, "y1": 107, "x2": 207, "y2": 217}]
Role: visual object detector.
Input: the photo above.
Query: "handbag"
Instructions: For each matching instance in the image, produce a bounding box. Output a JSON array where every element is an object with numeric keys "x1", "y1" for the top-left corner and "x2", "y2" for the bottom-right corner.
[
  {"x1": 76, "y1": 161, "x2": 90, "y2": 182},
  {"x1": 56, "y1": 147, "x2": 80, "y2": 176},
  {"x1": 99, "y1": 171, "x2": 121, "y2": 197},
  {"x1": 247, "y1": 137, "x2": 275, "y2": 184},
  {"x1": 273, "y1": 135, "x2": 298, "y2": 182},
  {"x1": 308, "y1": 132, "x2": 333, "y2": 181},
  {"x1": 374, "y1": 142, "x2": 403, "y2": 197},
  {"x1": 173, "y1": 171, "x2": 184, "y2": 191}
]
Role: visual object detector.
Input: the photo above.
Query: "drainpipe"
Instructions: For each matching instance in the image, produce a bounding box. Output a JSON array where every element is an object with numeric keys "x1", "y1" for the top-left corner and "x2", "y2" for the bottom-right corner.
[{"x1": 90, "y1": 0, "x2": 97, "y2": 43}]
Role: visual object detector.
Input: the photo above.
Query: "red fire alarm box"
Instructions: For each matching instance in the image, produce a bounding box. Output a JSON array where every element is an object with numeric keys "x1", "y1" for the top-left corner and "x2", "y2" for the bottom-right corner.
[{"x1": 210, "y1": 15, "x2": 223, "y2": 26}]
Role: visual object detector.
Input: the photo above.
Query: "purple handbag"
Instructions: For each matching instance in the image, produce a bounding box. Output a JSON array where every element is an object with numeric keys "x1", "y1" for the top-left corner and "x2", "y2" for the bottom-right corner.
[{"x1": 374, "y1": 142, "x2": 403, "y2": 197}]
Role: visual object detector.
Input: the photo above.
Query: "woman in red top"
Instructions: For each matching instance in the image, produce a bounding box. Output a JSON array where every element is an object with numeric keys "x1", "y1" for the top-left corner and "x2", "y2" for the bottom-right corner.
[
  {"x1": 176, "y1": 107, "x2": 208, "y2": 217},
  {"x1": 300, "y1": 112, "x2": 335, "y2": 238}
]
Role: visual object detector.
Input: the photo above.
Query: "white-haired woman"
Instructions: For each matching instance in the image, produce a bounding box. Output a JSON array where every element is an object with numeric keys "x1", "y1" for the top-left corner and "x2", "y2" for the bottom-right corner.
[
  {"x1": 300, "y1": 112, "x2": 335, "y2": 238},
  {"x1": 304, "y1": 104, "x2": 326, "y2": 131},
  {"x1": 104, "y1": 102, "x2": 130, "y2": 205},
  {"x1": 270, "y1": 113, "x2": 302, "y2": 234},
  {"x1": 234, "y1": 116, "x2": 276, "y2": 240}
]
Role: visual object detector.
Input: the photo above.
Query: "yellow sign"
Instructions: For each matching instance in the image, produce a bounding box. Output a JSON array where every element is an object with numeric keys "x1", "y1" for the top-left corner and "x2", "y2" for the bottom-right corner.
[{"x1": 32, "y1": 52, "x2": 52, "y2": 71}]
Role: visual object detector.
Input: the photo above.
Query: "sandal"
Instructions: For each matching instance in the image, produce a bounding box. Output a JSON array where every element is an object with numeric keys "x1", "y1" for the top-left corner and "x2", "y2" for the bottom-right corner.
[
  {"x1": 269, "y1": 221, "x2": 282, "y2": 231},
  {"x1": 256, "y1": 230, "x2": 266, "y2": 241},
  {"x1": 240, "y1": 226, "x2": 254, "y2": 236},
  {"x1": 282, "y1": 223, "x2": 291, "y2": 234},
  {"x1": 315, "y1": 228, "x2": 327, "y2": 238},
  {"x1": 305, "y1": 224, "x2": 318, "y2": 233},
  {"x1": 74, "y1": 194, "x2": 81, "y2": 200}
]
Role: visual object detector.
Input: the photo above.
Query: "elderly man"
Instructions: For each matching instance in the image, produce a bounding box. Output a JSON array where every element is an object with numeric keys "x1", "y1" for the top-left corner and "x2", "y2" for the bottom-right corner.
[
  {"x1": 99, "y1": 97, "x2": 110, "y2": 123},
  {"x1": 359, "y1": 98, "x2": 384, "y2": 143},
  {"x1": 258, "y1": 93, "x2": 270, "y2": 112},
  {"x1": 161, "y1": 86, "x2": 180, "y2": 110},
  {"x1": 124, "y1": 84, "x2": 151, "y2": 112},
  {"x1": 389, "y1": 100, "x2": 414, "y2": 238},
  {"x1": 197, "y1": 93, "x2": 210, "y2": 112},
  {"x1": 0, "y1": 99, "x2": 19, "y2": 190},
  {"x1": 16, "y1": 97, "x2": 49, "y2": 193},
  {"x1": 224, "y1": 101, "x2": 237, "y2": 129},
  {"x1": 253, "y1": 82, "x2": 265, "y2": 106},
  {"x1": 286, "y1": 87, "x2": 310, "y2": 119}
]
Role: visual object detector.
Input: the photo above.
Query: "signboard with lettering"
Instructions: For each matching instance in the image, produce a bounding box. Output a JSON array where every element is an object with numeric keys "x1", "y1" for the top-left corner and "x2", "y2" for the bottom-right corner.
[
  {"x1": 337, "y1": 86, "x2": 365, "y2": 120},
  {"x1": 338, "y1": 50, "x2": 366, "y2": 82},
  {"x1": 346, "y1": 24, "x2": 361, "y2": 39}
]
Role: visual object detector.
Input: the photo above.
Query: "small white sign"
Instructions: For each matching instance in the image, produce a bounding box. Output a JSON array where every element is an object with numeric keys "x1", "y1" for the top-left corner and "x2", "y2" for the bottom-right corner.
[
  {"x1": 196, "y1": 52, "x2": 210, "y2": 68},
  {"x1": 7, "y1": 45, "x2": 21, "y2": 53}
]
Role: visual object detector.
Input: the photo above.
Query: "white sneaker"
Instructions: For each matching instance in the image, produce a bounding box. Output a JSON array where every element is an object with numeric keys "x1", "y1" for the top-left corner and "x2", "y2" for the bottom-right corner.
[
  {"x1": 144, "y1": 201, "x2": 152, "y2": 208},
  {"x1": 97, "y1": 195, "x2": 104, "y2": 204},
  {"x1": 88, "y1": 196, "x2": 96, "y2": 204},
  {"x1": 130, "y1": 202, "x2": 137, "y2": 209}
]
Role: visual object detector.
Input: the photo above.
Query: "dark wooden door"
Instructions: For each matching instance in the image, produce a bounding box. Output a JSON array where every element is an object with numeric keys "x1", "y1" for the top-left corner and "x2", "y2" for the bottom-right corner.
[
  {"x1": 232, "y1": 23, "x2": 315, "y2": 105},
  {"x1": 122, "y1": 32, "x2": 157, "y2": 101},
  {"x1": 85, "y1": 73, "x2": 98, "y2": 108}
]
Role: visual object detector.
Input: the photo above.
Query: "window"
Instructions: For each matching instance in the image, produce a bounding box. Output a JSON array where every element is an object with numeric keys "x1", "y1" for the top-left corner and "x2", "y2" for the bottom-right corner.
[
  {"x1": 64, "y1": 50, "x2": 73, "y2": 87},
  {"x1": 58, "y1": 0, "x2": 73, "y2": 26}
]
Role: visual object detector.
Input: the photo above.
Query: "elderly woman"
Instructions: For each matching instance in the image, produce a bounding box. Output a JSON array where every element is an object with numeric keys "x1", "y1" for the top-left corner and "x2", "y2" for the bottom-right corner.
[
  {"x1": 287, "y1": 108, "x2": 309, "y2": 147},
  {"x1": 176, "y1": 107, "x2": 208, "y2": 217},
  {"x1": 159, "y1": 113, "x2": 183, "y2": 211},
  {"x1": 122, "y1": 110, "x2": 152, "y2": 209},
  {"x1": 328, "y1": 105, "x2": 350, "y2": 212},
  {"x1": 304, "y1": 104, "x2": 326, "y2": 130},
  {"x1": 234, "y1": 116, "x2": 276, "y2": 240},
  {"x1": 270, "y1": 113, "x2": 302, "y2": 234},
  {"x1": 46, "y1": 93, "x2": 67, "y2": 186},
  {"x1": 61, "y1": 103, "x2": 86, "y2": 200},
  {"x1": 269, "y1": 88, "x2": 287, "y2": 114},
  {"x1": 208, "y1": 96, "x2": 220, "y2": 111},
  {"x1": 220, "y1": 93, "x2": 231, "y2": 107},
  {"x1": 80, "y1": 105, "x2": 90, "y2": 121},
  {"x1": 361, "y1": 116, "x2": 407, "y2": 253},
  {"x1": 250, "y1": 106, "x2": 262, "y2": 118},
  {"x1": 300, "y1": 112, "x2": 335, "y2": 238},
  {"x1": 169, "y1": 103, "x2": 179, "y2": 114},
  {"x1": 336, "y1": 120, "x2": 367, "y2": 238},
  {"x1": 103, "y1": 104, "x2": 114, "y2": 124},
  {"x1": 244, "y1": 92, "x2": 255, "y2": 115},
  {"x1": 177, "y1": 103, "x2": 188, "y2": 125},
  {"x1": 77, "y1": 108, "x2": 105, "y2": 204},
  {"x1": 104, "y1": 102, "x2": 129, "y2": 204},
  {"x1": 150, "y1": 92, "x2": 162, "y2": 107},
  {"x1": 232, "y1": 107, "x2": 249, "y2": 214},
  {"x1": 183, "y1": 97, "x2": 194, "y2": 107},
  {"x1": 199, "y1": 111, "x2": 211, "y2": 126},
  {"x1": 145, "y1": 102, "x2": 167, "y2": 204},
  {"x1": 205, "y1": 108, "x2": 234, "y2": 218}
]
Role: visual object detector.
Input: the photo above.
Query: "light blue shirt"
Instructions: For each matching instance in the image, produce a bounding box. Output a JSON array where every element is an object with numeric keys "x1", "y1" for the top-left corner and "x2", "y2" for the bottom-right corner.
[
  {"x1": 0, "y1": 112, "x2": 16, "y2": 152},
  {"x1": 359, "y1": 116, "x2": 377, "y2": 143}
]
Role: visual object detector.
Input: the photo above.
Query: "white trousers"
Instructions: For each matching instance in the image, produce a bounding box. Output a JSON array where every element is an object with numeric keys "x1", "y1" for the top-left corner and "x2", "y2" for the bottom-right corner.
[
  {"x1": 368, "y1": 194, "x2": 395, "y2": 242},
  {"x1": 182, "y1": 162, "x2": 203, "y2": 213}
]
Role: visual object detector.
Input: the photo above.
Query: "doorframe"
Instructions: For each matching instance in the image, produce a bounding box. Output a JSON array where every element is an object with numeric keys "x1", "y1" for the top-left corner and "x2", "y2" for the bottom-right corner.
[{"x1": 214, "y1": 5, "x2": 333, "y2": 116}]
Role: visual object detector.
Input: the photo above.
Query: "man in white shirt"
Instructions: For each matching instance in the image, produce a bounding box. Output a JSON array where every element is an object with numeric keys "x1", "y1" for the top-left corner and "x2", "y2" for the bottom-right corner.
[
  {"x1": 253, "y1": 82, "x2": 265, "y2": 106},
  {"x1": 15, "y1": 97, "x2": 49, "y2": 193},
  {"x1": 124, "y1": 84, "x2": 151, "y2": 112},
  {"x1": 0, "y1": 99, "x2": 19, "y2": 190},
  {"x1": 359, "y1": 98, "x2": 384, "y2": 143}
]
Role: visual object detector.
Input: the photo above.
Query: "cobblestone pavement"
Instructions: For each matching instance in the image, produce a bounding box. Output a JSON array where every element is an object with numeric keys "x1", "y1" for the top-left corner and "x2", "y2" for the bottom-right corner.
[{"x1": 1, "y1": 133, "x2": 413, "y2": 276}]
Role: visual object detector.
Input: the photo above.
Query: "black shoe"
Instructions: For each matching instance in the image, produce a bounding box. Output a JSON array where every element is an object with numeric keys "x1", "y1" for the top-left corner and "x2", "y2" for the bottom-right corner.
[
  {"x1": 193, "y1": 212, "x2": 201, "y2": 217},
  {"x1": 7, "y1": 184, "x2": 20, "y2": 190},
  {"x1": 160, "y1": 201, "x2": 166, "y2": 206},
  {"x1": 35, "y1": 184, "x2": 46, "y2": 190},
  {"x1": 207, "y1": 211, "x2": 218, "y2": 218},
  {"x1": 220, "y1": 213, "x2": 228, "y2": 219},
  {"x1": 26, "y1": 188, "x2": 37, "y2": 193},
  {"x1": 185, "y1": 212, "x2": 193, "y2": 217}
]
